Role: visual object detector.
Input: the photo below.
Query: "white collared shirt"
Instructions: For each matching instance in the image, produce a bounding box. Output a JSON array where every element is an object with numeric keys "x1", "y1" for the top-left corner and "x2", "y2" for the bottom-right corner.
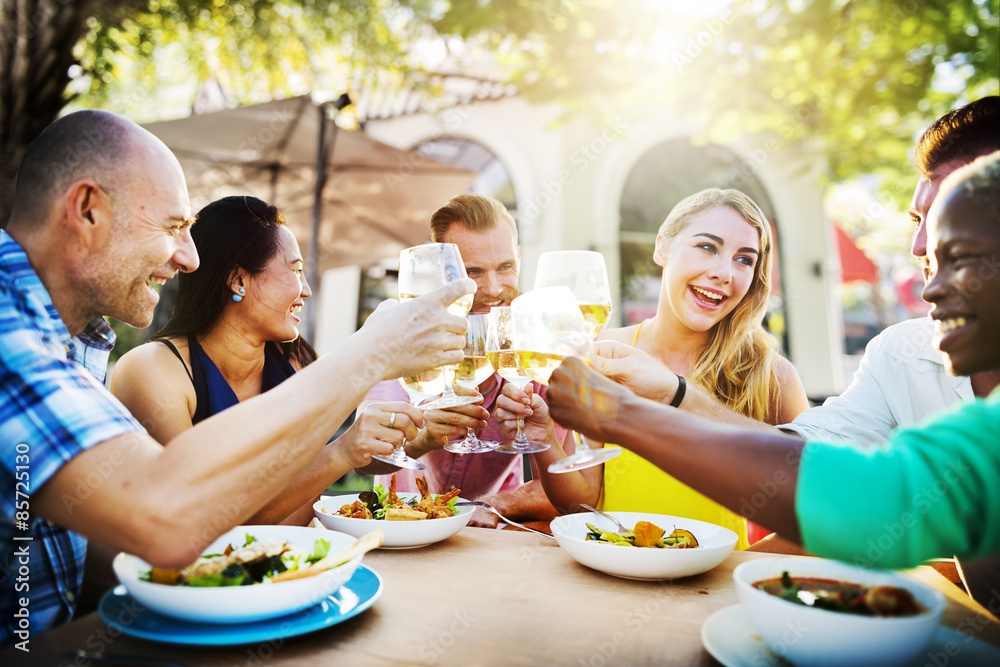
[{"x1": 781, "y1": 317, "x2": 973, "y2": 448}]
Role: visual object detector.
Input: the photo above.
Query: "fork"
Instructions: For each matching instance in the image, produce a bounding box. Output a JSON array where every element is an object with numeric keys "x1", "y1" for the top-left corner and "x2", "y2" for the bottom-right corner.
[
  {"x1": 580, "y1": 503, "x2": 630, "y2": 535},
  {"x1": 454, "y1": 501, "x2": 554, "y2": 538}
]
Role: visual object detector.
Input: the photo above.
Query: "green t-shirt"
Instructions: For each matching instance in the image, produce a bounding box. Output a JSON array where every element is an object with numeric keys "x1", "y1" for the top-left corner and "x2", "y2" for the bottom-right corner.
[{"x1": 796, "y1": 389, "x2": 1000, "y2": 570}]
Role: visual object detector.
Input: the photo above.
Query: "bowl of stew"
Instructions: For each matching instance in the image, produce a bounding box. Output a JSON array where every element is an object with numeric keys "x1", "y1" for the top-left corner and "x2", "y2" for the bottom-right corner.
[{"x1": 732, "y1": 556, "x2": 945, "y2": 667}]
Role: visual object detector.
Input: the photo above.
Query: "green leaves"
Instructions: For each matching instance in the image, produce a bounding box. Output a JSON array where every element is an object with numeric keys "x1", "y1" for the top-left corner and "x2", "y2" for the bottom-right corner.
[
  {"x1": 187, "y1": 562, "x2": 249, "y2": 587},
  {"x1": 75, "y1": 0, "x2": 442, "y2": 117},
  {"x1": 58, "y1": 0, "x2": 1000, "y2": 205},
  {"x1": 307, "y1": 538, "x2": 331, "y2": 564},
  {"x1": 648, "y1": 0, "x2": 998, "y2": 203}
]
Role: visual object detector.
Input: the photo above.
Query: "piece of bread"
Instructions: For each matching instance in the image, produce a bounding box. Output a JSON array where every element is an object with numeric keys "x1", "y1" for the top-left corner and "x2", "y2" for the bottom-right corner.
[{"x1": 384, "y1": 507, "x2": 428, "y2": 521}]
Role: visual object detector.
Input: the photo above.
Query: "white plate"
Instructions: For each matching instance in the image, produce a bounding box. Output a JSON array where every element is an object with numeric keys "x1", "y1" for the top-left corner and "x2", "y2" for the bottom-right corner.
[
  {"x1": 314, "y1": 493, "x2": 474, "y2": 549},
  {"x1": 113, "y1": 525, "x2": 363, "y2": 624},
  {"x1": 702, "y1": 604, "x2": 1000, "y2": 667},
  {"x1": 549, "y1": 511, "x2": 738, "y2": 580}
]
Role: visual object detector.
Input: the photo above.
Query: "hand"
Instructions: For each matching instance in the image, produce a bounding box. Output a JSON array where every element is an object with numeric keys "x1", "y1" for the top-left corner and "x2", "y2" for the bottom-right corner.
[
  {"x1": 468, "y1": 507, "x2": 500, "y2": 528},
  {"x1": 358, "y1": 279, "x2": 476, "y2": 380},
  {"x1": 335, "y1": 401, "x2": 423, "y2": 468},
  {"x1": 494, "y1": 382, "x2": 555, "y2": 443},
  {"x1": 547, "y1": 357, "x2": 631, "y2": 444},
  {"x1": 591, "y1": 340, "x2": 680, "y2": 404},
  {"x1": 468, "y1": 492, "x2": 509, "y2": 529},
  {"x1": 418, "y1": 384, "x2": 488, "y2": 452}
]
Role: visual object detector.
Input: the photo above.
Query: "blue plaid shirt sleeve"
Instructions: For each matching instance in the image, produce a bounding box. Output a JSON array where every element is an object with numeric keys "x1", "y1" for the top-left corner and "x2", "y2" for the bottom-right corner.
[{"x1": 1, "y1": 232, "x2": 143, "y2": 646}]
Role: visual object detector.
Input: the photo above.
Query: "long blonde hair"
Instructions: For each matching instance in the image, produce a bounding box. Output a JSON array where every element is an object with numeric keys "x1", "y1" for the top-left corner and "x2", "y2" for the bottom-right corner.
[{"x1": 656, "y1": 188, "x2": 779, "y2": 422}]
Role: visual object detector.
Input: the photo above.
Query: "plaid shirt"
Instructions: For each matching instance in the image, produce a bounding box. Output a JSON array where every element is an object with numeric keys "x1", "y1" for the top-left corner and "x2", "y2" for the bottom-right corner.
[{"x1": 1, "y1": 231, "x2": 142, "y2": 646}]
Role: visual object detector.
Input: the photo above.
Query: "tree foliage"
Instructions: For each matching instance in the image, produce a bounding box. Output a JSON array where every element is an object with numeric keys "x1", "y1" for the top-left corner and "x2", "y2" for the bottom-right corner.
[
  {"x1": 677, "y1": 0, "x2": 1000, "y2": 204},
  {"x1": 2, "y1": 0, "x2": 997, "y2": 225},
  {"x1": 0, "y1": 0, "x2": 440, "y2": 224},
  {"x1": 79, "y1": 0, "x2": 438, "y2": 109},
  {"x1": 433, "y1": 0, "x2": 999, "y2": 205}
]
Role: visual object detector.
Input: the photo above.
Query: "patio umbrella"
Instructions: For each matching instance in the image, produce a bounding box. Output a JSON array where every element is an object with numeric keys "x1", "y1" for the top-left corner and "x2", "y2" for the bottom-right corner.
[{"x1": 142, "y1": 96, "x2": 476, "y2": 273}]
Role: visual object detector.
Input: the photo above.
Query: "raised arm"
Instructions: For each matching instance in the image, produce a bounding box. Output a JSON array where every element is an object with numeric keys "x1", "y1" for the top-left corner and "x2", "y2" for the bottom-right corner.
[
  {"x1": 547, "y1": 358, "x2": 804, "y2": 539},
  {"x1": 111, "y1": 344, "x2": 427, "y2": 525},
  {"x1": 591, "y1": 341, "x2": 787, "y2": 431},
  {"x1": 34, "y1": 280, "x2": 474, "y2": 567},
  {"x1": 547, "y1": 358, "x2": 1000, "y2": 569}
]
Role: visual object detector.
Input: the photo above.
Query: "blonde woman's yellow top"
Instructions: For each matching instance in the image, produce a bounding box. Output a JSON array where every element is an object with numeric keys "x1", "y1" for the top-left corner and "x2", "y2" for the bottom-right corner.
[{"x1": 599, "y1": 320, "x2": 750, "y2": 550}]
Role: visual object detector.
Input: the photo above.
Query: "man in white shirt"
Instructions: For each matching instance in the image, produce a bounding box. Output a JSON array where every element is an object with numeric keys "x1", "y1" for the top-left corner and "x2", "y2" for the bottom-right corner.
[
  {"x1": 782, "y1": 318, "x2": 972, "y2": 446},
  {"x1": 783, "y1": 98, "x2": 1000, "y2": 611},
  {"x1": 783, "y1": 97, "x2": 1000, "y2": 446}
]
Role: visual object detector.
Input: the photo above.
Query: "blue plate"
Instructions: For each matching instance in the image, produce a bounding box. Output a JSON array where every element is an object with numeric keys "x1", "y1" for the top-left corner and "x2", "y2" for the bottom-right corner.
[{"x1": 98, "y1": 564, "x2": 383, "y2": 645}]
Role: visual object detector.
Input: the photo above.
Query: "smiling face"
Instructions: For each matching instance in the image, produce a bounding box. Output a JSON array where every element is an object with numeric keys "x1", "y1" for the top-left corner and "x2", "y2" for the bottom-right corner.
[
  {"x1": 241, "y1": 226, "x2": 311, "y2": 343},
  {"x1": 442, "y1": 222, "x2": 520, "y2": 313},
  {"x1": 87, "y1": 138, "x2": 198, "y2": 328},
  {"x1": 655, "y1": 206, "x2": 761, "y2": 334},
  {"x1": 922, "y1": 188, "x2": 1000, "y2": 377}
]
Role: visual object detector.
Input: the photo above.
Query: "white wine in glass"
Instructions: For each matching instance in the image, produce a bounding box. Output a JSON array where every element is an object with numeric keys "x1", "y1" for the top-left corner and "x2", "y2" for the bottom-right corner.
[
  {"x1": 515, "y1": 350, "x2": 572, "y2": 385},
  {"x1": 371, "y1": 243, "x2": 473, "y2": 470},
  {"x1": 445, "y1": 313, "x2": 498, "y2": 453},
  {"x1": 487, "y1": 306, "x2": 549, "y2": 454},
  {"x1": 453, "y1": 356, "x2": 495, "y2": 389},
  {"x1": 531, "y1": 254, "x2": 622, "y2": 473},
  {"x1": 399, "y1": 368, "x2": 447, "y2": 401},
  {"x1": 397, "y1": 243, "x2": 478, "y2": 411},
  {"x1": 577, "y1": 304, "x2": 612, "y2": 339},
  {"x1": 534, "y1": 251, "x2": 614, "y2": 340}
]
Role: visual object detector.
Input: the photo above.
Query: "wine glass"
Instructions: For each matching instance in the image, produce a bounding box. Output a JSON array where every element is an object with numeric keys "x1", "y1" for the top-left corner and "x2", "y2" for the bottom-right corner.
[
  {"x1": 371, "y1": 243, "x2": 473, "y2": 470},
  {"x1": 486, "y1": 306, "x2": 550, "y2": 454},
  {"x1": 398, "y1": 243, "x2": 478, "y2": 411},
  {"x1": 532, "y1": 253, "x2": 622, "y2": 473},
  {"x1": 534, "y1": 250, "x2": 613, "y2": 339},
  {"x1": 368, "y1": 380, "x2": 430, "y2": 470},
  {"x1": 444, "y1": 313, "x2": 499, "y2": 454}
]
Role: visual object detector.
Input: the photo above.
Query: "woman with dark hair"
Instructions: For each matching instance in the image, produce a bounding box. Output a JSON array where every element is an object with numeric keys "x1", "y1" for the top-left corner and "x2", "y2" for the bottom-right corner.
[{"x1": 111, "y1": 196, "x2": 415, "y2": 525}]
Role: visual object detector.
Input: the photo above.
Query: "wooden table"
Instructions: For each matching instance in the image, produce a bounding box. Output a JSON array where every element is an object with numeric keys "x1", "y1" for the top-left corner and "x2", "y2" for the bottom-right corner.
[{"x1": 10, "y1": 528, "x2": 1000, "y2": 666}]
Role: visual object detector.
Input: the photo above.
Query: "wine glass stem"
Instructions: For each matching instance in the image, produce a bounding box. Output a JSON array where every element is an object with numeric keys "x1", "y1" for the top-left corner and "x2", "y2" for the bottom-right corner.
[
  {"x1": 395, "y1": 398, "x2": 421, "y2": 460},
  {"x1": 572, "y1": 430, "x2": 588, "y2": 454},
  {"x1": 515, "y1": 416, "x2": 526, "y2": 443}
]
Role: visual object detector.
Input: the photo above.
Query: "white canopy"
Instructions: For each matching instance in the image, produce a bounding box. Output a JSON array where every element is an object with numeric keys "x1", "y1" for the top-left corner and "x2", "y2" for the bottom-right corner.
[{"x1": 143, "y1": 96, "x2": 476, "y2": 271}]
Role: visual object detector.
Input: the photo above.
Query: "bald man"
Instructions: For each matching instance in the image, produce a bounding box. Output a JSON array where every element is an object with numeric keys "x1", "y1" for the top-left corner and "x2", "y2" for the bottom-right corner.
[{"x1": 1, "y1": 110, "x2": 473, "y2": 644}]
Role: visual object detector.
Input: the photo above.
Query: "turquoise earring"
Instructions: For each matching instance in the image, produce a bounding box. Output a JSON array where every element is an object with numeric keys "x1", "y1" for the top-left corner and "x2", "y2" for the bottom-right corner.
[{"x1": 232, "y1": 287, "x2": 245, "y2": 303}]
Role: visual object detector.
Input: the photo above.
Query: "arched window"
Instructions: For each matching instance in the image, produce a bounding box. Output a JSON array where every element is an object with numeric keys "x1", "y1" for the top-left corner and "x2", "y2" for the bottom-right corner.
[{"x1": 618, "y1": 137, "x2": 789, "y2": 351}]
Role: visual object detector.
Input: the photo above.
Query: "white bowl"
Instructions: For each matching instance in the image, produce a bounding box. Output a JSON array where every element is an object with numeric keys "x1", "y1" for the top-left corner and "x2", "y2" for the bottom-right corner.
[
  {"x1": 314, "y1": 493, "x2": 474, "y2": 549},
  {"x1": 733, "y1": 556, "x2": 946, "y2": 667},
  {"x1": 549, "y1": 511, "x2": 738, "y2": 580},
  {"x1": 113, "y1": 525, "x2": 363, "y2": 623}
]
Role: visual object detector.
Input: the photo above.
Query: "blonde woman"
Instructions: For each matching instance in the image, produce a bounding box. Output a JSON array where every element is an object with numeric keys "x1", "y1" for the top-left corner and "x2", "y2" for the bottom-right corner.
[{"x1": 497, "y1": 188, "x2": 809, "y2": 549}]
